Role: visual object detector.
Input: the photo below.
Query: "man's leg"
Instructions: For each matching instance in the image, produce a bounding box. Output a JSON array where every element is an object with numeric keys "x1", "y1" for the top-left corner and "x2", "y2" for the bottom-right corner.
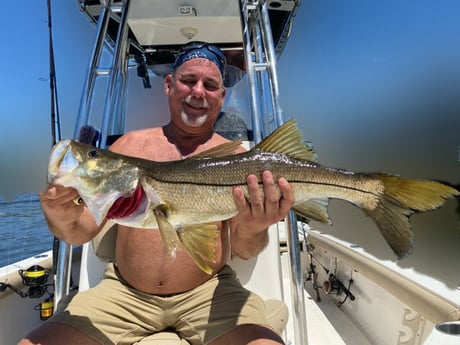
[
  {"x1": 208, "y1": 324, "x2": 284, "y2": 345},
  {"x1": 173, "y1": 266, "x2": 285, "y2": 344},
  {"x1": 18, "y1": 322, "x2": 102, "y2": 345}
]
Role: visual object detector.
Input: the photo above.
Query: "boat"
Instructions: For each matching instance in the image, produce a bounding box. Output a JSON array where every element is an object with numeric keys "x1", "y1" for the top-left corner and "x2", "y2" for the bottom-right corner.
[{"x1": 1, "y1": 1, "x2": 460, "y2": 344}]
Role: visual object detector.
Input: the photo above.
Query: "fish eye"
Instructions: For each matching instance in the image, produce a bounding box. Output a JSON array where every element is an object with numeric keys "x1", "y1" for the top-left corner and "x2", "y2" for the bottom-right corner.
[{"x1": 87, "y1": 149, "x2": 99, "y2": 158}]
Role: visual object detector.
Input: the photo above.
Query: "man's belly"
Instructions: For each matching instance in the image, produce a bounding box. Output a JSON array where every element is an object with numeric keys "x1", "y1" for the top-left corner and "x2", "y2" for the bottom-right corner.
[{"x1": 115, "y1": 225, "x2": 229, "y2": 294}]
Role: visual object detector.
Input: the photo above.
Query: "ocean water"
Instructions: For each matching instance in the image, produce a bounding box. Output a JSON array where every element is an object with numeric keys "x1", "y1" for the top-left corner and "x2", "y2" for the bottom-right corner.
[{"x1": 0, "y1": 193, "x2": 53, "y2": 268}]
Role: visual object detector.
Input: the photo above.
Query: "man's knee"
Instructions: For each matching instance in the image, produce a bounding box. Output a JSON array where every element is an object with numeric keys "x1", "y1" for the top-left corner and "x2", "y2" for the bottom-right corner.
[
  {"x1": 18, "y1": 322, "x2": 101, "y2": 345},
  {"x1": 209, "y1": 324, "x2": 285, "y2": 345}
]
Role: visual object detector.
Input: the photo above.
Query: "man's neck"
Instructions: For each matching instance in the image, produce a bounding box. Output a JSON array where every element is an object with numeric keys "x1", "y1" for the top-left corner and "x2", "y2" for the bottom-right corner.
[{"x1": 164, "y1": 123, "x2": 214, "y2": 157}]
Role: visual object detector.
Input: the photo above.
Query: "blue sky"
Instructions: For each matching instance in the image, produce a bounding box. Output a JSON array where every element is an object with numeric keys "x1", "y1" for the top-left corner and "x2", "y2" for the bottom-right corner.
[
  {"x1": 1, "y1": 0, "x2": 460, "y2": 198},
  {"x1": 1, "y1": 0, "x2": 459, "y2": 284}
]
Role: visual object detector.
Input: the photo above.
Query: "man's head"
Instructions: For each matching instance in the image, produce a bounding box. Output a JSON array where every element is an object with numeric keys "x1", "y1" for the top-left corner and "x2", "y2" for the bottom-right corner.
[{"x1": 165, "y1": 42, "x2": 227, "y2": 131}]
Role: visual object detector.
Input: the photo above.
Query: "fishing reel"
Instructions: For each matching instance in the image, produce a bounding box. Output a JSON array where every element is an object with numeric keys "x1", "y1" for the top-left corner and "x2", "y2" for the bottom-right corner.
[
  {"x1": 0, "y1": 265, "x2": 51, "y2": 298},
  {"x1": 0, "y1": 265, "x2": 54, "y2": 320},
  {"x1": 34, "y1": 297, "x2": 55, "y2": 320},
  {"x1": 323, "y1": 273, "x2": 355, "y2": 305},
  {"x1": 18, "y1": 265, "x2": 51, "y2": 299}
]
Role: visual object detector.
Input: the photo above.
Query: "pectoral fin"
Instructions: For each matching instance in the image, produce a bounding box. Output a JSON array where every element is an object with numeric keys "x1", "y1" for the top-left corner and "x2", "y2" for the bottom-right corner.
[
  {"x1": 153, "y1": 206, "x2": 182, "y2": 259},
  {"x1": 178, "y1": 223, "x2": 220, "y2": 275}
]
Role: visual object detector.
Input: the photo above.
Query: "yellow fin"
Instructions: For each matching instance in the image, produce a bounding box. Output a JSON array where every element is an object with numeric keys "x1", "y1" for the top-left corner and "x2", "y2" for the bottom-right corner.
[
  {"x1": 365, "y1": 175, "x2": 459, "y2": 259},
  {"x1": 254, "y1": 118, "x2": 317, "y2": 161},
  {"x1": 293, "y1": 199, "x2": 332, "y2": 225},
  {"x1": 379, "y1": 175, "x2": 459, "y2": 211},
  {"x1": 178, "y1": 222, "x2": 220, "y2": 275},
  {"x1": 192, "y1": 141, "x2": 242, "y2": 159},
  {"x1": 154, "y1": 206, "x2": 182, "y2": 259}
]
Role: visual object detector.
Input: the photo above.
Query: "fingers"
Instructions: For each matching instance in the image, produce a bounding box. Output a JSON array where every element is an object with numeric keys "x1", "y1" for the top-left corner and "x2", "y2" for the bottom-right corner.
[
  {"x1": 278, "y1": 176, "x2": 295, "y2": 215},
  {"x1": 259, "y1": 171, "x2": 281, "y2": 220},
  {"x1": 262, "y1": 172, "x2": 295, "y2": 222},
  {"x1": 232, "y1": 171, "x2": 295, "y2": 223},
  {"x1": 40, "y1": 184, "x2": 82, "y2": 209},
  {"x1": 232, "y1": 175, "x2": 263, "y2": 218},
  {"x1": 247, "y1": 174, "x2": 264, "y2": 214}
]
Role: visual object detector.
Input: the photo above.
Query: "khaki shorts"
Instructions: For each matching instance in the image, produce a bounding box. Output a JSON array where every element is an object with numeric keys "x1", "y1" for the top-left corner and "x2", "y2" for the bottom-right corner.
[{"x1": 49, "y1": 263, "x2": 269, "y2": 345}]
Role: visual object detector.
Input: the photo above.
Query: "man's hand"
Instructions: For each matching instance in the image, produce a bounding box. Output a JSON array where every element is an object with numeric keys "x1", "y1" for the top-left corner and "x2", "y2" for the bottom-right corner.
[
  {"x1": 39, "y1": 184, "x2": 98, "y2": 244},
  {"x1": 230, "y1": 170, "x2": 295, "y2": 259},
  {"x1": 40, "y1": 185, "x2": 84, "y2": 223}
]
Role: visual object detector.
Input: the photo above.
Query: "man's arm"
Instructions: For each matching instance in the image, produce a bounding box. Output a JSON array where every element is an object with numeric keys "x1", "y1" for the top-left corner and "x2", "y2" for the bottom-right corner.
[{"x1": 230, "y1": 171, "x2": 294, "y2": 259}]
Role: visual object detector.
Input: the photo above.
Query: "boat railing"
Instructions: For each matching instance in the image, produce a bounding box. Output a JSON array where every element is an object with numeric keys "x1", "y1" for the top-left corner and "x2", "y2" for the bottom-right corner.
[{"x1": 56, "y1": 0, "x2": 307, "y2": 344}]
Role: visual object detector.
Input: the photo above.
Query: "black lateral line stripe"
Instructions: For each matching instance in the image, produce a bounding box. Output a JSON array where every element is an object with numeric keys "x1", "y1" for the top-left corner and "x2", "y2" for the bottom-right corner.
[{"x1": 152, "y1": 178, "x2": 382, "y2": 197}]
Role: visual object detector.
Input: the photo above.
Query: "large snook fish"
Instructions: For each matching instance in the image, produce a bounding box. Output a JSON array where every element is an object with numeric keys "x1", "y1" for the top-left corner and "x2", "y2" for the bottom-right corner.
[{"x1": 48, "y1": 119, "x2": 459, "y2": 274}]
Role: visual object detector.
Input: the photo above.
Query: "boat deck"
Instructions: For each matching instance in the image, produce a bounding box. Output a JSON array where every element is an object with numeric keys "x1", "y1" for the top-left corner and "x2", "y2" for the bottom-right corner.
[{"x1": 281, "y1": 253, "x2": 372, "y2": 345}]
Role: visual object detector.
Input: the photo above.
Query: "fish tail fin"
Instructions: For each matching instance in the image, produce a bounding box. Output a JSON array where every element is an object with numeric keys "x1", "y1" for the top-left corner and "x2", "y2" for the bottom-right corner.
[
  {"x1": 178, "y1": 223, "x2": 221, "y2": 275},
  {"x1": 366, "y1": 175, "x2": 459, "y2": 258}
]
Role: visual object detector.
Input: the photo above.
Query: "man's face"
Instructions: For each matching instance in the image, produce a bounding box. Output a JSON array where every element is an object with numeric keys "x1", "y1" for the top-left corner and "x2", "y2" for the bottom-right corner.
[{"x1": 165, "y1": 58, "x2": 226, "y2": 129}]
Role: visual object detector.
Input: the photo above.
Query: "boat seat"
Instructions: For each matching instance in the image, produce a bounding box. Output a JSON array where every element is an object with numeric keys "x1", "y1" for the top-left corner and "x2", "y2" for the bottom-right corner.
[{"x1": 78, "y1": 221, "x2": 288, "y2": 344}]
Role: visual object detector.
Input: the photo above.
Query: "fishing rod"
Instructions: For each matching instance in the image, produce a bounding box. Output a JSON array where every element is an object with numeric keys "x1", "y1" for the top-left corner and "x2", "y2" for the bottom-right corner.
[
  {"x1": 46, "y1": 0, "x2": 61, "y2": 146},
  {"x1": 45, "y1": 0, "x2": 62, "y2": 276}
]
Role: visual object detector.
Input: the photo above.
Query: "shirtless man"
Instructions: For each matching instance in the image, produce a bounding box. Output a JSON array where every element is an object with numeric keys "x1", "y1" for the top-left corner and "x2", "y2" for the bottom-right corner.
[{"x1": 20, "y1": 42, "x2": 294, "y2": 345}]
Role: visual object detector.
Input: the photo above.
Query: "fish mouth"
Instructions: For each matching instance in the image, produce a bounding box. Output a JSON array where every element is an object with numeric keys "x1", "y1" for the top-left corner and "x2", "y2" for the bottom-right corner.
[{"x1": 48, "y1": 139, "x2": 78, "y2": 183}]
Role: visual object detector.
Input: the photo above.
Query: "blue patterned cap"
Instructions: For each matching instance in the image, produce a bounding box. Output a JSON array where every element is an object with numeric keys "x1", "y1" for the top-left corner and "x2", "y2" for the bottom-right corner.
[{"x1": 173, "y1": 41, "x2": 226, "y2": 77}]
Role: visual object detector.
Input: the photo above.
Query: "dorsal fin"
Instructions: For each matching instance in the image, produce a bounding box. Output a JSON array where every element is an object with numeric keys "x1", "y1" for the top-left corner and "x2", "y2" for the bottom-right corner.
[
  {"x1": 254, "y1": 119, "x2": 317, "y2": 161},
  {"x1": 192, "y1": 140, "x2": 243, "y2": 159}
]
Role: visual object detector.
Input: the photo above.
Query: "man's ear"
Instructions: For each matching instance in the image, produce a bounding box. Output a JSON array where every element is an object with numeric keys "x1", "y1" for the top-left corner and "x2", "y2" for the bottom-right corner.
[{"x1": 164, "y1": 74, "x2": 173, "y2": 95}]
